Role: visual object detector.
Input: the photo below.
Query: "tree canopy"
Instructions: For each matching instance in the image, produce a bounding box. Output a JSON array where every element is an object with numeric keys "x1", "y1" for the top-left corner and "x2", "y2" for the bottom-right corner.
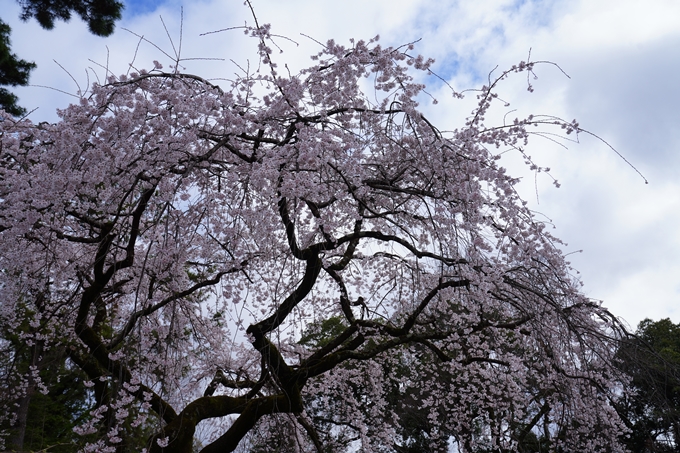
[
  {"x1": 0, "y1": 0, "x2": 123, "y2": 115},
  {"x1": 615, "y1": 318, "x2": 680, "y2": 452},
  {"x1": 0, "y1": 20, "x2": 36, "y2": 116},
  {"x1": 0, "y1": 22, "x2": 631, "y2": 453}
]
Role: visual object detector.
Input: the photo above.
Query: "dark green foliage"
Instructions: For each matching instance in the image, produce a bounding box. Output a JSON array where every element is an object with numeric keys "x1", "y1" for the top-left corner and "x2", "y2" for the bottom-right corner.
[
  {"x1": 2, "y1": 347, "x2": 156, "y2": 452},
  {"x1": 615, "y1": 318, "x2": 680, "y2": 452},
  {"x1": 21, "y1": 361, "x2": 90, "y2": 453},
  {"x1": 0, "y1": 0, "x2": 123, "y2": 115},
  {"x1": 0, "y1": 333, "x2": 87, "y2": 451},
  {"x1": 298, "y1": 316, "x2": 348, "y2": 349},
  {"x1": 0, "y1": 19, "x2": 35, "y2": 116},
  {"x1": 0, "y1": 304, "x2": 153, "y2": 452},
  {"x1": 515, "y1": 431, "x2": 552, "y2": 453},
  {"x1": 18, "y1": 0, "x2": 124, "y2": 37}
]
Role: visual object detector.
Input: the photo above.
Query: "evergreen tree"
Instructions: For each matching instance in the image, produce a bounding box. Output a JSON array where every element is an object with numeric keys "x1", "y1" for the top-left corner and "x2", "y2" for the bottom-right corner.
[
  {"x1": 0, "y1": 0, "x2": 123, "y2": 115},
  {"x1": 0, "y1": 19, "x2": 35, "y2": 116},
  {"x1": 616, "y1": 318, "x2": 680, "y2": 452}
]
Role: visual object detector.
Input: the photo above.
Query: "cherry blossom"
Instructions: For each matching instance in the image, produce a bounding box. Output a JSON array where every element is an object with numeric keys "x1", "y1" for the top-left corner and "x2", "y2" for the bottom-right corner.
[{"x1": 0, "y1": 24, "x2": 629, "y2": 452}]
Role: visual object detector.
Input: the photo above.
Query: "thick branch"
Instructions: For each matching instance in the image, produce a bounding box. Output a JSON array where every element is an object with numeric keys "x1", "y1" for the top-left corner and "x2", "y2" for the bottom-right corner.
[
  {"x1": 199, "y1": 393, "x2": 303, "y2": 453},
  {"x1": 277, "y1": 195, "x2": 305, "y2": 259},
  {"x1": 102, "y1": 186, "x2": 155, "y2": 280},
  {"x1": 304, "y1": 332, "x2": 444, "y2": 379},
  {"x1": 248, "y1": 254, "x2": 322, "y2": 336},
  {"x1": 150, "y1": 394, "x2": 251, "y2": 453},
  {"x1": 301, "y1": 324, "x2": 359, "y2": 368}
]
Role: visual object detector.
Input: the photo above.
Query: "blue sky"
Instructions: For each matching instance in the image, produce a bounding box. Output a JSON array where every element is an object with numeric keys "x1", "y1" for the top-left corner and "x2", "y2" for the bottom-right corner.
[
  {"x1": 4, "y1": 0, "x2": 680, "y2": 329},
  {"x1": 123, "y1": 0, "x2": 168, "y2": 17}
]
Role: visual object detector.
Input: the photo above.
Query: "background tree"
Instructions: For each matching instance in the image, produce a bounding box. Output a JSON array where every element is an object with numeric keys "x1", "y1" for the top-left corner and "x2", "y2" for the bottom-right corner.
[
  {"x1": 615, "y1": 318, "x2": 680, "y2": 452},
  {"x1": 0, "y1": 0, "x2": 123, "y2": 115},
  {"x1": 0, "y1": 285, "x2": 156, "y2": 451},
  {"x1": 0, "y1": 20, "x2": 35, "y2": 116},
  {"x1": 0, "y1": 21, "x2": 631, "y2": 453},
  {"x1": 0, "y1": 1, "x2": 123, "y2": 442}
]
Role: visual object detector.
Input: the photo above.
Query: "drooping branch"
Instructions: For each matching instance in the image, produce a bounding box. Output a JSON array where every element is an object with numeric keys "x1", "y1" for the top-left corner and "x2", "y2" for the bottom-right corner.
[
  {"x1": 318, "y1": 229, "x2": 469, "y2": 267},
  {"x1": 108, "y1": 271, "x2": 228, "y2": 349}
]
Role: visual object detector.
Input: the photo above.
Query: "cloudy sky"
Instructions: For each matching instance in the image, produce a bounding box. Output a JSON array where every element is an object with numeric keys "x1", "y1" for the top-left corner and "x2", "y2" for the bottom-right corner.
[{"x1": 4, "y1": 0, "x2": 679, "y2": 329}]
